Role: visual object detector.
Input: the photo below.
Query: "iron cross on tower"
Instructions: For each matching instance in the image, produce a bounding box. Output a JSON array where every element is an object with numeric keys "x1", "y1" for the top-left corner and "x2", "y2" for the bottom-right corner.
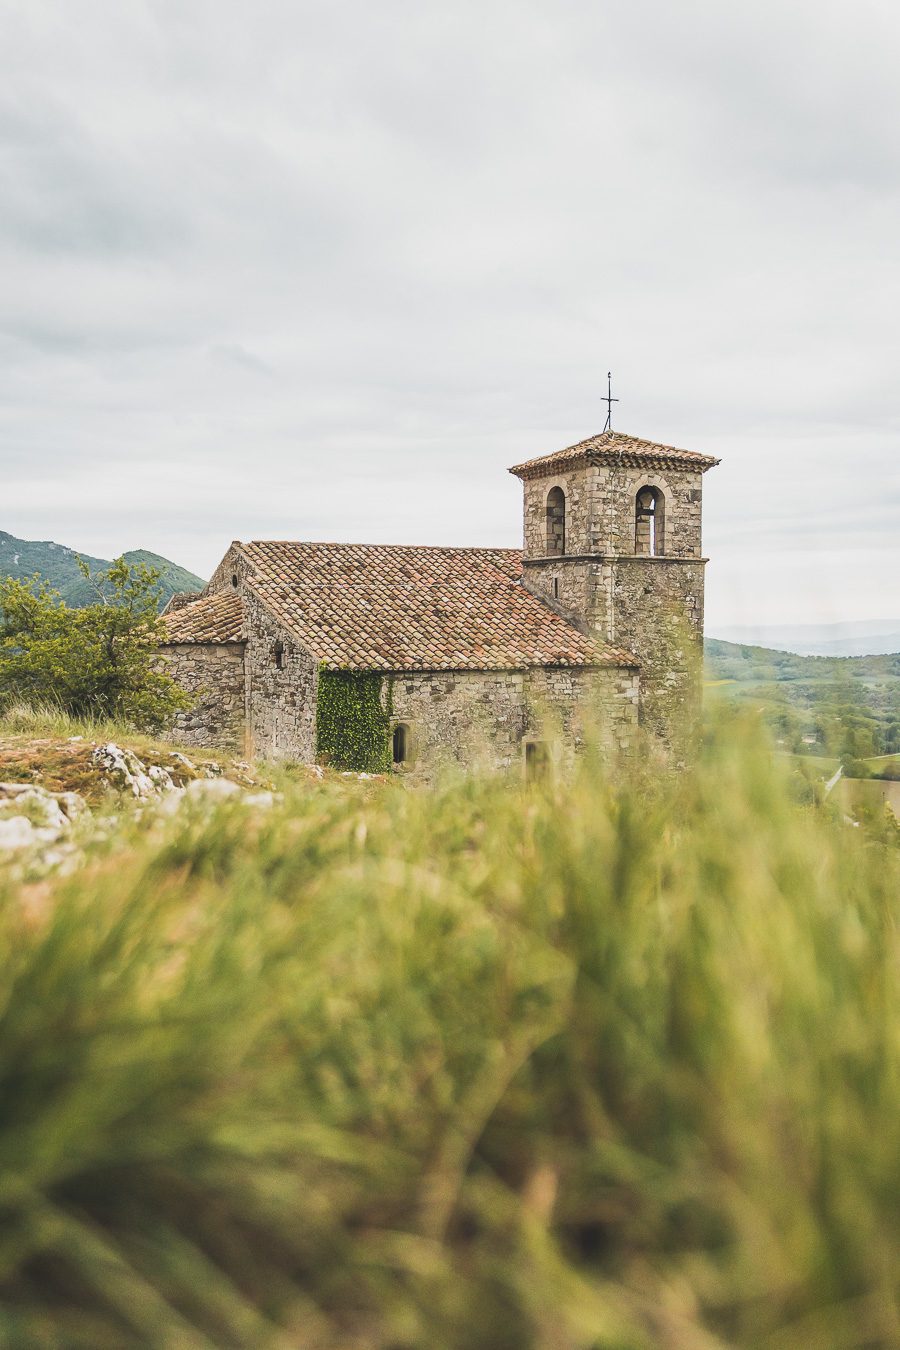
[{"x1": 603, "y1": 371, "x2": 619, "y2": 432}]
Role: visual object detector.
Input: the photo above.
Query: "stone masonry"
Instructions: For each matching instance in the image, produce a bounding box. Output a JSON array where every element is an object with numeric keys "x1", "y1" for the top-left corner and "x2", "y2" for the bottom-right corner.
[
  {"x1": 387, "y1": 665, "x2": 639, "y2": 782},
  {"x1": 244, "y1": 591, "x2": 319, "y2": 762},
  {"x1": 157, "y1": 643, "x2": 246, "y2": 750}
]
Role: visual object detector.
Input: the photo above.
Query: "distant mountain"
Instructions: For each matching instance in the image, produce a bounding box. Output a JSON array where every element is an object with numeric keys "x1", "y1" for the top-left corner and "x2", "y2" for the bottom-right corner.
[
  {"x1": 0, "y1": 531, "x2": 205, "y2": 610},
  {"x1": 710, "y1": 620, "x2": 900, "y2": 658}
]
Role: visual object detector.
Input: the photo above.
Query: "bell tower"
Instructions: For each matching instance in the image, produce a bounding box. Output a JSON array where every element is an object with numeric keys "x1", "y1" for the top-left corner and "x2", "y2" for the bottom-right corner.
[{"x1": 509, "y1": 431, "x2": 720, "y2": 758}]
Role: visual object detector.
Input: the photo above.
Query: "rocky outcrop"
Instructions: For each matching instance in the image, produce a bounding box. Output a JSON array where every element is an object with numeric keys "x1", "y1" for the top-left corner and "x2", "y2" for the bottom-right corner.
[
  {"x1": 90, "y1": 743, "x2": 180, "y2": 798},
  {"x1": 0, "y1": 743, "x2": 282, "y2": 875}
]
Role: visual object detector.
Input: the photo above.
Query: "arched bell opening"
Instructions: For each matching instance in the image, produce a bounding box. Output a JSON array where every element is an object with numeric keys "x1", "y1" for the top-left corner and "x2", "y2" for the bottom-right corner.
[{"x1": 635, "y1": 487, "x2": 665, "y2": 556}]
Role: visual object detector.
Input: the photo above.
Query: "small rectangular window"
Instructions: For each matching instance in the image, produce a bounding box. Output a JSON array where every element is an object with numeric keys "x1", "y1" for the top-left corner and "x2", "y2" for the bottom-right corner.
[{"x1": 524, "y1": 740, "x2": 549, "y2": 781}]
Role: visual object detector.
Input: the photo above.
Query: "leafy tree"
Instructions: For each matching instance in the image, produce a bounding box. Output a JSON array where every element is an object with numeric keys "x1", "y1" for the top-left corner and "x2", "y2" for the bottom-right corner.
[{"x1": 0, "y1": 557, "x2": 191, "y2": 729}]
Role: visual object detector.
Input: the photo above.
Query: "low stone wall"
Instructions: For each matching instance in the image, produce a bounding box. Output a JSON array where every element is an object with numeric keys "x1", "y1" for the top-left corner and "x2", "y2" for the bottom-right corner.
[{"x1": 157, "y1": 643, "x2": 246, "y2": 750}]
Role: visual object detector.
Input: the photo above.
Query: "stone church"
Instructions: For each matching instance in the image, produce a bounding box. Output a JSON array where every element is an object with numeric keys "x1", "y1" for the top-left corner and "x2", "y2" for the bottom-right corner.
[{"x1": 160, "y1": 430, "x2": 719, "y2": 775}]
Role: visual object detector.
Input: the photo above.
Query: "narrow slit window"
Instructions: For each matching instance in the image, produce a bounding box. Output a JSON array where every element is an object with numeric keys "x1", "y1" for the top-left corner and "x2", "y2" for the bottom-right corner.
[
  {"x1": 635, "y1": 487, "x2": 664, "y2": 556},
  {"x1": 273, "y1": 640, "x2": 284, "y2": 669},
  {"x1": 546, "y1": 487, "x2": 566, "y2": 556},
  {"x1": 393, "y1": 723, "x2": 409, "y2": 764}
]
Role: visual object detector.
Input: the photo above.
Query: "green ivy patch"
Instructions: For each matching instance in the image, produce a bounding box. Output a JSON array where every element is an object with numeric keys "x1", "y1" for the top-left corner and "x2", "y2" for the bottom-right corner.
[{"x1": 315, "y1": 668, "x2": 392, "y2": 773}]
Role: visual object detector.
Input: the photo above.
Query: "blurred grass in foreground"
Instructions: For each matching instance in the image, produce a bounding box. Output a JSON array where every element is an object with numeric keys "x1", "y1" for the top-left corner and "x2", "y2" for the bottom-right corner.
[{"x1": 0, "y1": 716, "x2": 898, "y2": 1349}]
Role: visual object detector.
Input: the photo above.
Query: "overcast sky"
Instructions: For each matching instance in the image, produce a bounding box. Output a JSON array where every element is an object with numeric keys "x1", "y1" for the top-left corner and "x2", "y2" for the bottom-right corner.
[{"x1": 2, "y1": 0, "x2": 898, "y2": 630}]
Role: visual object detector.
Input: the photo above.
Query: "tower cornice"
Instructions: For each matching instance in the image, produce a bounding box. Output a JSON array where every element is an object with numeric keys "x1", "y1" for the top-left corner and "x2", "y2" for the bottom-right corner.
[{"x1": 522, "y1": 553, "x2": 710, "y2": 566}]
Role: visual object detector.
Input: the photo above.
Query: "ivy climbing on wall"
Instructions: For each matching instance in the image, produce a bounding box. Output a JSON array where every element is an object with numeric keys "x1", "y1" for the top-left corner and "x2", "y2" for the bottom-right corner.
[{"x1": 315, "y1": 668, "x2": 392, "y2": 772}]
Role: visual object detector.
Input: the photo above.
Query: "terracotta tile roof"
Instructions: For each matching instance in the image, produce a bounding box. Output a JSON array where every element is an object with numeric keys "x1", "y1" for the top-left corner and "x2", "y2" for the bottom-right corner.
[
  {"x1": 237, "y1": 542, "x2": 638, "y2": 672},
  {"x1": 509, "y1": 430, "x2": 720, "y2": 479},
  {"x1": 161, "y1": 592, "x2": 245, "y2": 644}
]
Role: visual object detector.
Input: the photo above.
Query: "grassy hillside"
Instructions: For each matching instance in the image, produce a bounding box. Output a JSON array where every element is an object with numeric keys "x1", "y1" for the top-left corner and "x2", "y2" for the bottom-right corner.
[
  {"x1": 0, "y1": 719, "x2": 897, "y2": 1346},
  {"x1": 706, "y1": 637, "x2": 900, "y2": 763},
  {"x1": 0, "y1": 530, "x2": 204, "y2": 609}
]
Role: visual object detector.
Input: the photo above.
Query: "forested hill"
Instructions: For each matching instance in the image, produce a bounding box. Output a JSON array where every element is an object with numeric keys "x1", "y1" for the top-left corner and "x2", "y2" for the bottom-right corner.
[
  {"x1": 0, "y1": 531, "x2": 204, "y2": 610},
  {"x1": 705, "y1": 637, "x2": 900, "y2": 760}
]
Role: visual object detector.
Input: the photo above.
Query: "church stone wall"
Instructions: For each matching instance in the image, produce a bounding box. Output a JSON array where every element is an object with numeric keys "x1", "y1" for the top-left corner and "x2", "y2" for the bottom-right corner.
[
  {"x1": 525, "y1": 554, "x2": 706, "y2": 760},
  {"x1": 244, "y1": 593, "x2": 318, "y2": 762},
  {"x1": 525, "y1": 665, "x2": 640, "y2": 773},
  {"x1": 523, "y1": 557, "x2": 606, "y2": 630},
  {"x1": 388, "y1": 671, "x2": 526, "y2": 777},
  {"x1": 522, "y1": 470, "x2": 594, "y2": 557},
  {"x1": 607, "y1": 558, "x2": 705, "y2": 761},
  {"x1": 157, "y1": 643, "x2": 246, "y2": 750},
  {"x1": 521, "y1": 464, "x2": 704, "y2": 561},
  {"x1": 388, "y1": 665, "x2": 638, "y2": 782},
  {"x1": 204, "y1": 543, "x2": 246, "y2": 598},
  {"x1": 593, "y1": 465, "x2": 704, "y2": 558}
]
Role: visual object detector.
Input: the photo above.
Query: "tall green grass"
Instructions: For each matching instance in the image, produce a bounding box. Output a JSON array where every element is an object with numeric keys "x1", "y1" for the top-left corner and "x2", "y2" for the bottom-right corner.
[
  {"x1": 0, "y1": 699, "x2": 138, "y2": 743},
  {"x1": 0, "y1": 720, "x2": 898, "y2": 1348}
]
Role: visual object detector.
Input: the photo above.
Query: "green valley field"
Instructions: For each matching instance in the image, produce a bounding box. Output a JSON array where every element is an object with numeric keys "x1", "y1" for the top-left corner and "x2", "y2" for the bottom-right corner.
[
  {"x1": 705, "y1": 638, "x2": 900, "y2": 772},
  {"x1": 0, "y1": 710, "x2": 898, "y2": 1348}
]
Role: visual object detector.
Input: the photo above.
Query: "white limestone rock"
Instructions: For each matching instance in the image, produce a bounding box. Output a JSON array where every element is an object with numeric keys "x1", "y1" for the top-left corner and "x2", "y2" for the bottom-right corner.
[
  {"x1": 5, "y1": 789, "x2": 69, "y2": 832},
  {"x1": 56, "y1": 791, "x2": 88, "y2": 820},
  {"x1": 91, "y1": 743, "x2": 154, "y2": 797},
  {"x1": 0, "y1": 783, "x2": 87, "y2": 829},
  {"x1": 91, "y1": 744, "x2": 179, "y2": 799},
  {"x1": 0, "y1": 816, "x2": 37, "y2": 850},
  {"x1": 184, "y1": 778, "x2": 242, "y2": 801}
]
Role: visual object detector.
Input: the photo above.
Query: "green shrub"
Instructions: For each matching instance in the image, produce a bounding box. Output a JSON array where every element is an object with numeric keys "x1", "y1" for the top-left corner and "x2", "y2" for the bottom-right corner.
[
  {"x1": 0, "y1": 558, "x2": 190, "y2": 731},
  {"x1": 0, "y1": 720, "x2": 898, "y2": 1347}
]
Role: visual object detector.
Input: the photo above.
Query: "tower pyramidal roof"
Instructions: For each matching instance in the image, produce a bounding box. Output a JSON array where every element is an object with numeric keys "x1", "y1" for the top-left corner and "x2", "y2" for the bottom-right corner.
[{"x1": 509, "y1": 430, "x2": 720, "y2": 480}]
